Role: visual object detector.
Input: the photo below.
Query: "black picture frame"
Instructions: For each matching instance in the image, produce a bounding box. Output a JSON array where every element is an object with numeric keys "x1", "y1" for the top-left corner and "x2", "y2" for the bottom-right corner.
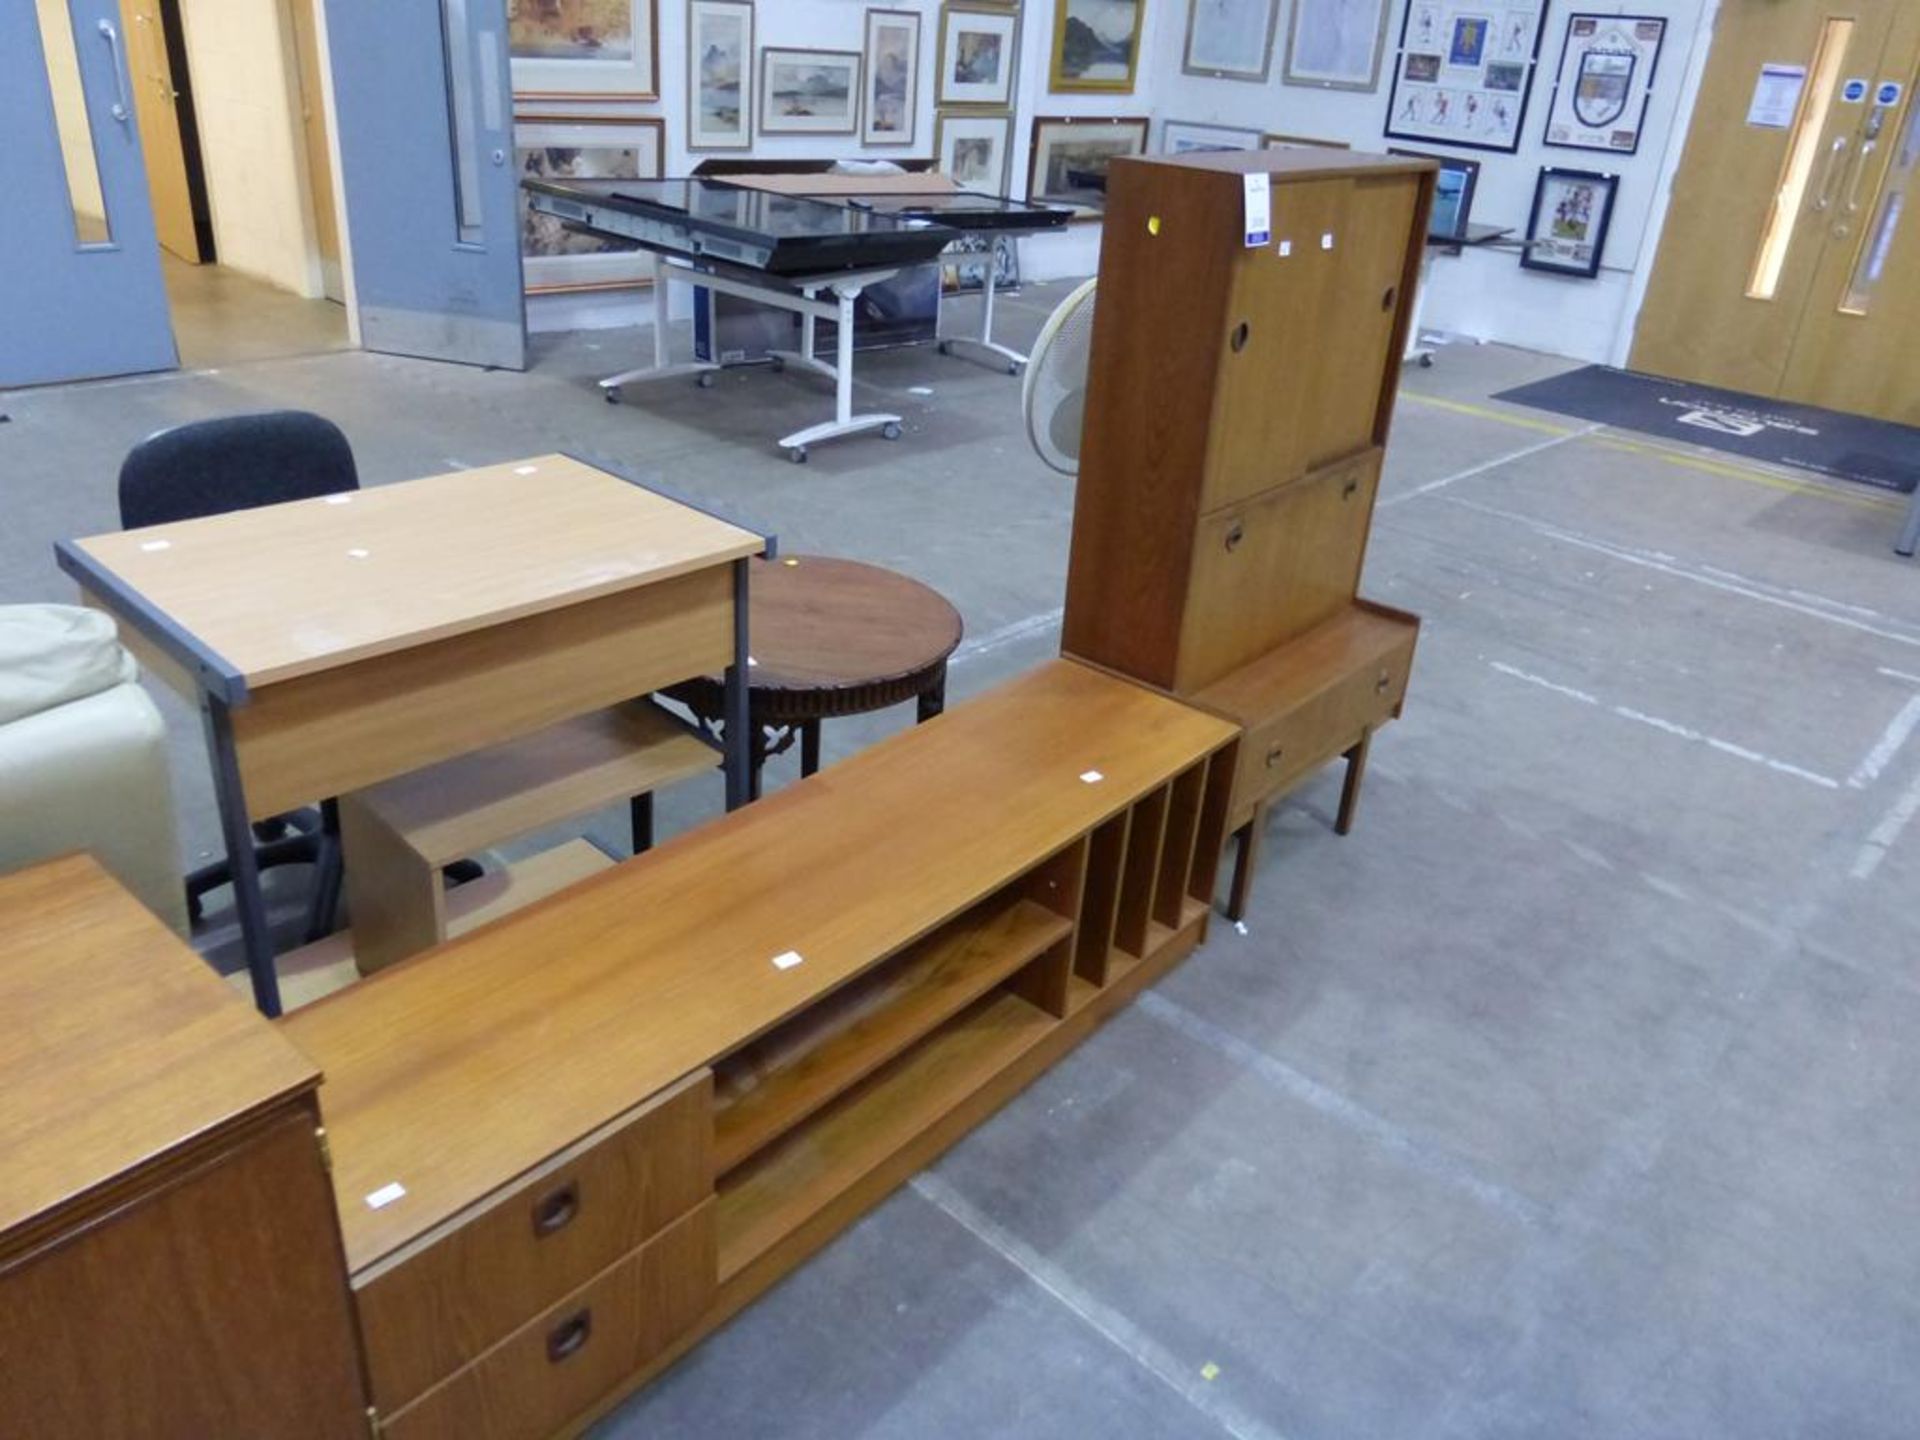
[
  {"x1": 1540, "y1": 12, "x2": 1667, "y2": 156},
  {"x1": 1382, "y1": 0, "x2": 1550, "y2": 156},
  {"x1": 1388, "y1": 146, "x2": 1480, "y2": 242},
  {"x1": 1520, "y1": 166, "x2": 1618, "y2": 278}
]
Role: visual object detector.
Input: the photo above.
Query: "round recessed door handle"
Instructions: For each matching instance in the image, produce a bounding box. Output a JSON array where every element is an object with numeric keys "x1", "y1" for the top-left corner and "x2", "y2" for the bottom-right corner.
[
  {"x1": 1382, "y1": 286, "x2": 1398, "y2": 311},
  {"x1": 1342, "y1": 478, "x2": 1360, "y2": 499},
  {"x1": 547, "y1": 1308, "x2": 593, "y2": 1364},
  {"x1": 531, "y1": 1179, "x2": 580, "y2": 1238},
  {"x1": 1225, "y1": 521, "x2": 1245, "y2": 552},
  {"x1": 1375, "y1": 672, "x2": 1392, "y2": 694},
  {"x1": 1230, "y1": 321, "x2": 1251, "y2": 353},
  {"x1": 1265, "y1": 745, "x2": 1285, "y2": 769}
]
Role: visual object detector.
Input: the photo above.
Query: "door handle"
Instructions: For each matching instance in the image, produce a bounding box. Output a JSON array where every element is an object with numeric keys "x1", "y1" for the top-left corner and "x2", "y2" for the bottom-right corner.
[
  {"x1": 96, "y1": 19, "x2": 134, "y2": 123},
  {"x1": 1811, "y1": 135, "x2": 1850, "y2": 213},
  {"x1": 1844, "y1": 138, "x2": 1879, "y2": 216}
]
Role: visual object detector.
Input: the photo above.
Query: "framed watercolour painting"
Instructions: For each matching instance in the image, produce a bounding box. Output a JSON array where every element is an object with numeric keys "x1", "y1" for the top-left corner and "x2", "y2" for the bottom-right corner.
[
  {"x1": 687, "y1": 0, "x2": 753, "y2": 149},
  {"x1": 938, "y1": 5, "x2": 1019, "y2": 108},
  {"x1": 936, "y1": 111, "x2": 1014, "y2": 194},
  {"x1": 510, "y1": 0, "x2": 658, "y2": 99},
  {"x1": 1383, "y1": 0, "x2": 1546, "y2": 153},
  {"x1": 1542, "y1": 14, "x2": 1666, "y2": 154},
  {"x1": 1050, "y1": 0, "x2": 1145, "y2": 93},
  {"x1": 863, "y1": 9, "x2": 922, "y2": 147},
  {"x1": 1520, "y1": 167, "x2": 1618, "y2": 277},
  {"x1": 1027, "y1": 115, "x2": 1149, "y2": 219},
  {"x1": 1162, "y1": 119, "x2": 1262, "y2": 153},
  {"x1": 760, "y1": 48, "x2": 860, "y2": 136},
  {"x1": 1282, "y1": 0, "x2": 1389, "y2": 91},
  {"x1": 1181, "y1": 0, "x2": 1281, "y2": 84},
  {"x1": 517, "y1": 116, "x2": 664, "y2": 292}
]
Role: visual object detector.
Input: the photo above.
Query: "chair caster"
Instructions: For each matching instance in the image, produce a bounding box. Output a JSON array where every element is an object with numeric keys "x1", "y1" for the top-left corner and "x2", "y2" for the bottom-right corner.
[
  {"x1": 882, "y1": 423, "x2": 902, "y2": 441},
  {"x1": 768, "y1": 355, "x2": 786, "y2": 374},
  {"x1": 1419, "y1": 353, "x2": 1434, "y2": 368},
  {"x1": 937, "y1": 340, "x2": 952, "y2": 356},
  {"x1": 788, "y1": 446, "x2": 808, "y2": 464},
  {"x1": 603, "y1": 388, "x2": 621, "y2": 404},
  {"x1": 697, "y1": 371, "x2": 715, "y2": 389},
  {"x1": 1007, "y1": 360, "x2": 1022, "y2": 376}
]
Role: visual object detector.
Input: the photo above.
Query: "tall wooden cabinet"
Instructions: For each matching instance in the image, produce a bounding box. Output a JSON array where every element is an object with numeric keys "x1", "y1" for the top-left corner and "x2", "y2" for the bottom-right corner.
[
  {"x1": 0, "y1": 857, "x2": 369, "y2": 1440},
  {"x1": 1062, "y1": 148, "x2": 1434, "y2": 916}
]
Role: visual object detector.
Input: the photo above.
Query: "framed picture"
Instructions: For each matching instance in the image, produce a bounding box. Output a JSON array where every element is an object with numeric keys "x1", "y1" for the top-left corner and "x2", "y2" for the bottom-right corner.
[
  {"x1": 517, "y1": 116, "x2": 664, "y2": 293},
  {"x1": 1050, "y1": 0, "x2": 1145, "y2": 93},
  {"x1": 1027, "y1": 115, "x2": 1150, "y2": 219},
  {"x1": 1383, "y1": 0, "x2": 1547, "y2": 153},
  {"x1": 1181, "y1": 0, "x2": 1281, "y2": 83},
  {"x1": 759, "y1": 47, "x2": 860, "y2": 135},
  {"x1": 941, "y1": 233, "x2": 1020, "y2": 294},
  {"x1": 510, "y1": 0, "x2": 658, "y2": 99},
  {"x1": 1282, "y1": 0, "x2": 1390, "y2": 91},
  {"x1": 937, "y1": 5, "x2": 1019, "y2": 108},
  {"x1": 863, "y1": 9, "x2": 922, "y2": 147},
  {"x1": 1161, "y1": 119, "x2": 1262, "y2": 153},
  {"x1": 1542, "y1": 14, "x2": 1667, "y2": 155},
  {"x1": 1263, "y1": 132, "x2": 1352, "y2": 148},
  {"x1": 687, "y1": 0, "x2": 753, "y2": 149},
  {"x1": 1521, "y1": 167, "x2": 1617, "y2": 277},
  {"x1": 1389, "y1": 146, "x2": 1481, "y2": 240},
  {"x1": 935, "y1": 111, "x2": 1014, "y2": 194}
]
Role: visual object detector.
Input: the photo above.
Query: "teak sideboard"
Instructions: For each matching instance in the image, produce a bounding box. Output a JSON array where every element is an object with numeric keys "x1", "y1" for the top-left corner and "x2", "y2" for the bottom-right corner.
[{"x1": 1061, "y1": 148, "x2": 1433, "y2": 919}]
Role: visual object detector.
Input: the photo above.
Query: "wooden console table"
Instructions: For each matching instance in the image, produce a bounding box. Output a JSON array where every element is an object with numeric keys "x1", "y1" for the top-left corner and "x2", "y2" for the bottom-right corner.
[
  {"x1": 280, "y1": 659, "x2": 1237, "y2": 1438},
  {"x1": 57, "y1": 454, "x2": 766, "y2": 1016}
]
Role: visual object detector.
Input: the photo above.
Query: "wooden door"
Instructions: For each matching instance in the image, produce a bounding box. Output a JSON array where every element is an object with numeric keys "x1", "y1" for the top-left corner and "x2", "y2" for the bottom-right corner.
[
  {"x1": 288, "y1": 0, "x2": 343, "y2": 302},
  {"x1": 1777, "y1": 14, "x2": 1920, "y2": 423},
  {"x1": 119, "y1": 0, "x2": 198, "y2": 263},
  {"x1": 1632, "y1": 3, "x2": 1900, "y2": 394}
]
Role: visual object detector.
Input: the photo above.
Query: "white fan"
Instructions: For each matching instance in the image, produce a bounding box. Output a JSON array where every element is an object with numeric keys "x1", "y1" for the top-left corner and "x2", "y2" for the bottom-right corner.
[{"x1": 1021, "y1": 278, "x2": 1098, "y2": 476}]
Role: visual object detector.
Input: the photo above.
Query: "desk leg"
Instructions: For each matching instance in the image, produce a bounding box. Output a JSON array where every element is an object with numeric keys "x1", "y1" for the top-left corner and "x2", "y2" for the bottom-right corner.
[
  {"x1": 1336, "y1": 729, "x2": 1373, "y2": 837},
  {"x1": 1225, "y1": 804, "x2": 1265, "y2": 925},
  {"x1": 630, "y1": 793, "x2": 654, "y2": 855},
  {"x1": 724, "y1": 557, "x2": 752, "y2": 811},
  {"x1": 775, "y1": 283, "x2": 902, "y2": 459},
  {"x1": 938, "y1": 251, "x2": 1029, "y2": 375},
  {"x1": 917, "y1": 667, "x2": 948, "y2": 723},
  {"x1": 800, "y1": 720, "x2": 821, "y2": 777},
  {"x1": 203, "y1": 697, "x2": 282, "y2": 1017}
]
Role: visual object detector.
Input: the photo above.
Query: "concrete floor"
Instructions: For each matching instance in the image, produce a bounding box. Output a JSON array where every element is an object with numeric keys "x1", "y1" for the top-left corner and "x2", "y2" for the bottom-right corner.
[
  {"x1": 5, "y1": 290, "x2": 1920, "y2": 1438},
  {"x1": 161, "y1": 254, "x2": 350, "y2": 370}
]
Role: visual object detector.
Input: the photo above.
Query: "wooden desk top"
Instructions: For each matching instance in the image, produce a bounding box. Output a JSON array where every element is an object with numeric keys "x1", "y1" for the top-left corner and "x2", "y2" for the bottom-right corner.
[
  {"x1": 0, "y1": 856, "x2": 318, "y2": 1256},
  {"x1": 283, "y1": 659, "x2": 1236, "y2": 1271},
  {"x1": 65, "y1": 455, "x2": 763, "y2": 691}
]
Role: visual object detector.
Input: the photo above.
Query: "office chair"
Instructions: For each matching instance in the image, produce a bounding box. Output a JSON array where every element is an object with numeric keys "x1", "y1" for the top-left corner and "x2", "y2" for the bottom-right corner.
[{"x1": 117, "y1": 411, "x2": 359, "y2": 940}]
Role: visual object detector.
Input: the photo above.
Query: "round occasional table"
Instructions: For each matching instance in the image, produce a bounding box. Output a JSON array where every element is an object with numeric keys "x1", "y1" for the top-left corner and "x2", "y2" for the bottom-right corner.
[{"x1": 665, "y1": 554, "x2": 964, "y2": 799}]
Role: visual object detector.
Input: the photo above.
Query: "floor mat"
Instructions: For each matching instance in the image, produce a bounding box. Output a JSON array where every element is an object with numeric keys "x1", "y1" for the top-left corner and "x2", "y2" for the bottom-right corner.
[{"x1": 1494, "y1": 365, "x2": 1920, "y2": 494}]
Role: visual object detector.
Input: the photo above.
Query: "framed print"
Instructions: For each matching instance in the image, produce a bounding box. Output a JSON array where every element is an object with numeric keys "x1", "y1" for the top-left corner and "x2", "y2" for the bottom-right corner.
[
  {"x1": 1027, "y1": 115, "x2": 1149, "y2": 219},
  {"x1": 941, "y1": 233, "x2": 1020, "y2": 294},
  {"x1": 1161, "y1": 119, "x2": 1262, "y2": 153},
  {"x1": 759, "y1": 47, "x2": 860, "y2": 135},
  {"x1": 863, "y1": 9, "x2": 922, "y2": 147},
  {"x1": 938, "y1": 5, "x2": 1019, "y2": 108},
  {"x1": 1542, "y1": 14, "x2": 1666, "y2": 154},
  {"x1": 1383, "y1": 0, "x2": 1547, "y2": 153},
  {"x1": 935, "y1": 111, "x2": 1014, "y2": 194},
  {"x1": 1263, "y1": 132, "x2": 1351, "y2": 148},
  {"x1": 1388, "y1": 146, "x2": 1481, "y2": 240},
  {"x1": 1182, "y1": 0, "x2": 1281, "y2": 83},
  {"x1": 1521, "y1": 167, "x2": 1617, "y2": 277},
  {"x1": 1050, "y1": 0, "x2": 1145, "y2": 93},
  {"x1": 510, "y1": 0, "x2": 658, "y2": 99},
  {"x1": 1282, "y1": 0, "x2": 1390, "y2": 91},
  {"x1": 517, "y1": 116, "x2": 664, "y2": 293},
  {"x1": 687, "y1": 0, "x2": 753, "y2": 149}
]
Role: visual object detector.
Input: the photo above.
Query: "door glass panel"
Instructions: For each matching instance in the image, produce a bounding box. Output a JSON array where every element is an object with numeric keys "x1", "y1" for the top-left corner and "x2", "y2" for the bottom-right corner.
[
  {"x1": 1841, "y1": 94, "x2": 1918, "y2": 315},
  {"x1": 1746, "y1": 18, "x2": 1854, "y2": 300},
  {"x1": 441, "y1": 0, "x2": 484, "y2": 245},
  {"x1": 34, "y1": 0, "x2": 112, "y2": 246}
]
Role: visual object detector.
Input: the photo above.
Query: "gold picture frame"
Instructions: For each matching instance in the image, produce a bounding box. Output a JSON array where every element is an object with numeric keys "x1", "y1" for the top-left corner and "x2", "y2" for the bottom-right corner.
[
  {"x1": 1049, "y1": 0, "x2": 1146, "y2": 94},
  {"x1": 516, "y1": 114, "x2": 665, "y2": 294},
  {"x1": 510, "y1": 0, "x2": 661, "y2": 102}
]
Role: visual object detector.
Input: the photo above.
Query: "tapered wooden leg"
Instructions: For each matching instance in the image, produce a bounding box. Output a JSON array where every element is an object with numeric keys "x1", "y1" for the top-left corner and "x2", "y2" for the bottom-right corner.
[
  {"x1": 800, "y1": 719, "x2": 822, "y2": 777},
  {"x1": 1336, "y1": 728, "x2": 1373, "y2": 837},
  {"x1": 1225, "y1": 804, "x2": 1265, "y2": 923}
]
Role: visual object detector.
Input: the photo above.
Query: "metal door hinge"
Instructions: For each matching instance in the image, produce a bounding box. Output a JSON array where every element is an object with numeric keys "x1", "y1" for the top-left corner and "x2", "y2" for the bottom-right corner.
[{"x1": 317, "y1": 1126, "x2": 334, "y2": 1174}]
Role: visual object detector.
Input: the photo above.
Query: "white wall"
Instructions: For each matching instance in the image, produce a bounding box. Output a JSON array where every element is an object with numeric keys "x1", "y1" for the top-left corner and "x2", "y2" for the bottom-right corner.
[
  {"x1": 178, "y1": 0, "x2": 322, "y2": 296},
  {"x1": 530, "y1": 0, "x2": 1168, "y2": 331},
  {"x1": 1147, "y1": 0, "x2": 1720, "y2": 364}
]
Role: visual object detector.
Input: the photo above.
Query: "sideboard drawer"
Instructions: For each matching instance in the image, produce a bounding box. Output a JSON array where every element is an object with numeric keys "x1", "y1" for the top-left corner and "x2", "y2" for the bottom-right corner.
[
  {"x1": 1235, "y1": 627, "x2": 1413, "y2": 811},
  {"x1": 358, "y1": 1070, "x2": 712, "y2": 1412},
  {"x1": 381, "y1": 1201, "x2": 716, "y2": 1440}
]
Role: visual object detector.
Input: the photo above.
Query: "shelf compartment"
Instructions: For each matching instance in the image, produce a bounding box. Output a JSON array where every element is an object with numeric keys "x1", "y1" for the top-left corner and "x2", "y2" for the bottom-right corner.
[
  {"x1": 1188, "y1": 745, "x2": 1238, "y2": 907},
  {"x1": 717, "y1": 989, "x2": 1055, "y2": 1281},
  {"x1": 711, "y1": 895, "x2": 1072, "y2": 1176},
  {"x1": 1114, "y1": 787, "x2": 1170, "y2": 958},
  {"x1": 1074, "y1": 811, "x2": 1131, "y2": 987},
  {"x1": 1154, "y1": 762, "x2": 1208, "y2": 930}
]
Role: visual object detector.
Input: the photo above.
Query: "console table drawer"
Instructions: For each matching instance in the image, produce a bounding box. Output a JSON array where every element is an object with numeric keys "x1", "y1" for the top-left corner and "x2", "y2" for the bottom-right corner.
[
  {"x1": 1234, "y1": 627, "x2": 1413, "y2": 809},
  {"x1": 358, "y1": 1070, "x2": 712, "y2": 1412},
  {"x1": 382, "y1": 1201, "x2": 715, "y2": 1440}
]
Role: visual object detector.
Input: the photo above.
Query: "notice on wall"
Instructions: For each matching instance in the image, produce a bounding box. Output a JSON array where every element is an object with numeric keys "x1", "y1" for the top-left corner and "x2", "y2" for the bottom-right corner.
[{"x1": 1746, "y1": 63, "x2": 1807, "y2": 128}]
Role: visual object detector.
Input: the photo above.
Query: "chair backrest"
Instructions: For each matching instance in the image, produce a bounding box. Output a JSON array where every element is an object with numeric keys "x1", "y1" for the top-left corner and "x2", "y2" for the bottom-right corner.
[{"x1": 117, "y1": 411, "x2": 359, "y2": 530}]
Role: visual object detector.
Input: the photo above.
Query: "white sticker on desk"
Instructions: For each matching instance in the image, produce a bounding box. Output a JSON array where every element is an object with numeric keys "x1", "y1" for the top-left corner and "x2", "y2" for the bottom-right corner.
[
  {"x1": 1242, "y1": 172, "x2": 1271, "y2": 248},
  {"x1": 772, "y1": 950, "x2": 804, "y2": 970},
  {"x1": 365, "y1": 1181, "x2": 407, "y2": 1210},
  {"x1": 139, "y1": 539, "x2": 171, "y2": 552},
  {"x1": 1080, "y1": 770, "x2": 1105, "y2": 784},
  {"x1": 514, "y1": 465, "x2": 539, "y2": 476}
]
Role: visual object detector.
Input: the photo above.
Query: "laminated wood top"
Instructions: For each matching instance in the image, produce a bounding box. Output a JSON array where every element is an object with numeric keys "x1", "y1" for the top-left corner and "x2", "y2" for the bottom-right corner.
[
  {"x1": 66, "y1": 455, "x2": 762, "y2": 690},
  {"x1": 1115, "y1": 147, "x2": 1438, "y2": 183},
  {"x1": 0, "y1": 856, "x2": 318, "y2": 1253},
  {"x1": 282, "y1": 658, "x2": 1237, "y2": 1271}
]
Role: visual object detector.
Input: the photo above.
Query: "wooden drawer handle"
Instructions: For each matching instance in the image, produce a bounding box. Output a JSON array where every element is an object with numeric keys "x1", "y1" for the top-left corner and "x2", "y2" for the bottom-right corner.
[
  {"x1": 1375, "y1": 671, "x2": 1392, "y2": 694},
  {"x1": 547, "y1": 1308, "x2": 592, "y2": 1364},
  {"x1": 1224, "y1": 521, "x2": 1245, "y2": 552},
  {"x1": 531, "y1": 1180, "x2": 580, "y2": 1238},
  {"x1": 1265, "y1": 745, "x2": 1284, "y2": 770}
]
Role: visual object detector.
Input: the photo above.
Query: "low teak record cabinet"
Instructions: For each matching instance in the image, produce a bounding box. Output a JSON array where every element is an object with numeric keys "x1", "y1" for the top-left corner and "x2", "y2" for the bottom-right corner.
[{"x1": 1061, "y1": 147, "x2": 1433, "y2": 916}]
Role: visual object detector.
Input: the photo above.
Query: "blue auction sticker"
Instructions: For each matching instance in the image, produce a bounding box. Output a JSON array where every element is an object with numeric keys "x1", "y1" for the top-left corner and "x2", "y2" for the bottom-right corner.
[
  {"x1": 1841, "y1": 78, "x2": 1869, "y2": 103},
  {"x1": 1876, "y1": 81, "x2": 1904, "y2": 107}
]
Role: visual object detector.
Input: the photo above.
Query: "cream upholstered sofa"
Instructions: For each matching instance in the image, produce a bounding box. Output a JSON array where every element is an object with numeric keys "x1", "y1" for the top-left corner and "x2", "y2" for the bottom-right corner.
[{"x1": 0, "y1": 604, "x2": 185, "y2": 933}]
